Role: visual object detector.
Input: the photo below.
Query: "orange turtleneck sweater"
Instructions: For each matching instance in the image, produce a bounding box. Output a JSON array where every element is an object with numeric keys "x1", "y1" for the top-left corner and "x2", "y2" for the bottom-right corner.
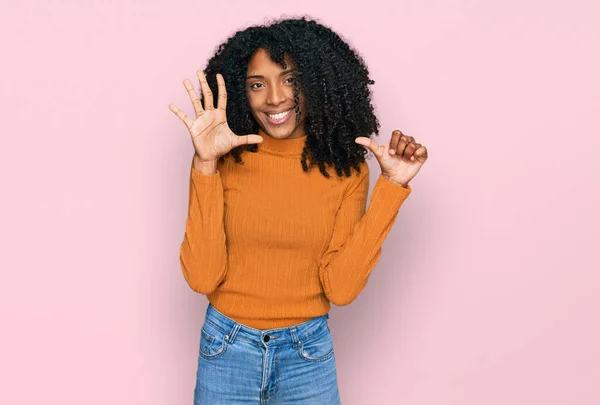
[{"x1": 180, "y1": 131, "x2": 412, "y2": 329}]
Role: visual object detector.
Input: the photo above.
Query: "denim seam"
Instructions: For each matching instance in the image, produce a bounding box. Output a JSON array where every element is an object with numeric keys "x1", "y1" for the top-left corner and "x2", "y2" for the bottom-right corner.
[
  {"x1": 205, "y1": 317, "x2": 328, "y2": 347},
  {"x1": 297, "y1": 343, "x2": 335, "y2": 363},
  {"x1": 199, "y1": 333, "x2": 228, "y2": 360},
  {"x1": 297, "y1": 322, "x2": 328, "y2": 344},
  {"x1": 296, "y1": 326, "x2": 334, "y2": 362},
  {"x1": 273, "y1": 348, "x2": 281, "y2": 396},
  {"x1": 200, "y1": 327, "x2": 214, "y2": 344},
  {"x1": 205, "y1": 318, "x2": 257, "y2": 345}
]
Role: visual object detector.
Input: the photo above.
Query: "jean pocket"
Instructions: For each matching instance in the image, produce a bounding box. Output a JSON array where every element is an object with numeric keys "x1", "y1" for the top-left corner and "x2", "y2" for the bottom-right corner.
[
  {"x1": 297, "y1": 324, "x2": 335, "y2": 362},
  {"x1": 199, "y1": 320, "x2": 229, "y2": 360}
]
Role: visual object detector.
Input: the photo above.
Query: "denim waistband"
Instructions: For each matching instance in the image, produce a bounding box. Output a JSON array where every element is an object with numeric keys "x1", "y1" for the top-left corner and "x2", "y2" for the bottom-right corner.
[{"x1": 204, "y1": 303, "x2": 330, "y2": 347}]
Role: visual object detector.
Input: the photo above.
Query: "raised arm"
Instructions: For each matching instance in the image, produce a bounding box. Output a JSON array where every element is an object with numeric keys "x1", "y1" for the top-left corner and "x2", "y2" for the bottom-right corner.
[
  {"x1": 179, "y1": 160, "x2": 227, "y2": 295},
  {"x1": 318, "y1": 162, "x2": 412, "y2": 306},
  {"x1": 169, "y1": 70, "x2": 263, "y2": 294}
]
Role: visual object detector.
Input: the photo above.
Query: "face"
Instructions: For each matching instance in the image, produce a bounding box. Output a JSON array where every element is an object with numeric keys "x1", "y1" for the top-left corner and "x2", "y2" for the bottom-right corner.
[{"x1": 246, "y1": 48, "x2": 306, "y2": 139}]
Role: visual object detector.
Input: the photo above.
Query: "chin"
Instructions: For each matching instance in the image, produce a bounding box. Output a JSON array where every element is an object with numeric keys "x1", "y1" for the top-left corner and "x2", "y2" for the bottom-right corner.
[
  {"x1": 266, "y1": 129, "x2": 294, "y2": 139},
  {"x1": 260, "y1": 122, "x2": 298, "y2": 139}
]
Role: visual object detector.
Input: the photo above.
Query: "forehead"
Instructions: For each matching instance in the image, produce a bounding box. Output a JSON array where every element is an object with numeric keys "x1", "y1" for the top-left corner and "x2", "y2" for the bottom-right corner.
[{"x1": 247, "y1": 48, "x2": 296, "y2": 75}]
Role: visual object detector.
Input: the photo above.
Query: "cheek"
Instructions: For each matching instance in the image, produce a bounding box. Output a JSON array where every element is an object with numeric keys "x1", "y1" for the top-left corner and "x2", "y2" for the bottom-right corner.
[{"x1": 247, "y1": 92, "x2": 263, "y2": 113}]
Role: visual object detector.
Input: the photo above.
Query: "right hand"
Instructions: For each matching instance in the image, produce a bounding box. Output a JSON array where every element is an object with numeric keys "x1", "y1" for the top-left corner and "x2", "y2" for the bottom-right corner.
[{"x1": 168, "y1": 70, "x2": 263, "y2": 162}]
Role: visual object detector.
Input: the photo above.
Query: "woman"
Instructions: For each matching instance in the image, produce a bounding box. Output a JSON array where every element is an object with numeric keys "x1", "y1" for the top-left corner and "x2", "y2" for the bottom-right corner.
[{"x1": 169, "y1": 16, "x2": 428, "y2": 404}]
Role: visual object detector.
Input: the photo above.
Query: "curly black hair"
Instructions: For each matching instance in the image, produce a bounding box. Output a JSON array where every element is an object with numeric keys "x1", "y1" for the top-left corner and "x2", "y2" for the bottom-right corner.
[{"x1": 203, "y1": 16, "x2": 380, "y2": 178}]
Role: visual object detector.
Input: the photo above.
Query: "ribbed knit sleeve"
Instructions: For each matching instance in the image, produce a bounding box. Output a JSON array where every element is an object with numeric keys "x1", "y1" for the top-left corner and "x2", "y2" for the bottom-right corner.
[
  {"x1": 179, "y1": 165, "x2": 228, "y2": 295},
  {"x1": 318, "y1": 163, "x2": 412, "y2": 306}
]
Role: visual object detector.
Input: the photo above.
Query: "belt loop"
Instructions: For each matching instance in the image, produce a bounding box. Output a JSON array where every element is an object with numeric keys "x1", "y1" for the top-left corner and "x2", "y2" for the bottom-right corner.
[
  {"x1": 226, "y1": 323, "x2": 241, "y2": 344},
  {"x1": 289, "y1": 326, "x2": 300, "y2": 347}
]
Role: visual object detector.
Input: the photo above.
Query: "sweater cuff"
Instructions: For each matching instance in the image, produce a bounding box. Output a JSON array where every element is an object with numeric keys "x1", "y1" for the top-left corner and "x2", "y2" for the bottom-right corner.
[
  {"x1": 369, "y1": 174, "x2": 412, "y2": 213},
  {"x1": 191, "y1": 167, "x2": 221, "y2": 183}
]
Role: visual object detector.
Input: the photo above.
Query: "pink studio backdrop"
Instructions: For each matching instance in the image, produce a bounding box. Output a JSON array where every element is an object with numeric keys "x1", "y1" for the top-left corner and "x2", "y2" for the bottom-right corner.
[{"x1": 1, "y1": 0, "x2": 598, "y2": 404}]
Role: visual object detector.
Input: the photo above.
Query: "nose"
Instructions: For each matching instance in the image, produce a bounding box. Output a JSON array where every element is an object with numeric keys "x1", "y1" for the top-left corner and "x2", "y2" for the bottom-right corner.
[{"x1": 266, "y1": 83, "x2": 287, "y2": 106}]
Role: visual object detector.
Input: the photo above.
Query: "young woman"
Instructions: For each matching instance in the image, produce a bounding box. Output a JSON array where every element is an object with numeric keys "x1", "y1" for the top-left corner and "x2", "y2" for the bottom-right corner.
[{"x1": 169, "y1": 16, "x2": 428, "y2": 404}]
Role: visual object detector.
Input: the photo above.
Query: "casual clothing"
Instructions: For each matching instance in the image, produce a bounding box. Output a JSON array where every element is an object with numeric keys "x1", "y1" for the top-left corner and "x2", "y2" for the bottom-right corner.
[
  {"x1": 195, "y1": 303, "x2": 340, "y2": 404},
  {"x1": 182, "y1": 131, "x2": 412, "y2": 401},
  {"x1": 180, "y1": 129, "x2": 412, "y2": 330}
]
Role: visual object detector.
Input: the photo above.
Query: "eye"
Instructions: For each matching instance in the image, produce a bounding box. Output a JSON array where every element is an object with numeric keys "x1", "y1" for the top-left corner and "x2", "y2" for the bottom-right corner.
[
  {"x1": 250, "y1": 82, "x2": 264, "y2": 89},
  {"x1": 285, "y1": 76, "x2": 297, "y2": 84}
]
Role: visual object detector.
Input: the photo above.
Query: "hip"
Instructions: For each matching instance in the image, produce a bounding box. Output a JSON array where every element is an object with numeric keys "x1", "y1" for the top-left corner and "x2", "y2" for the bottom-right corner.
[{"x1": 194, "y1": 303, "x2": 341, "y2": 404}]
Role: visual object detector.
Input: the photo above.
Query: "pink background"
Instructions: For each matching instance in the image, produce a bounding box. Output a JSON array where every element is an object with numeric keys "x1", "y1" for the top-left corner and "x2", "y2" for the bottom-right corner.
[{"x1": 1, "y1": 0, "x2": 599, "y2": 404}]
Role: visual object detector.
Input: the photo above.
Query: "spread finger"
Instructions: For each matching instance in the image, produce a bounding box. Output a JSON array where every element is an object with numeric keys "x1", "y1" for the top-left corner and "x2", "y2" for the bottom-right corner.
[{"x1": 197, "y1": 70, "x2": 214, "y2": 110}]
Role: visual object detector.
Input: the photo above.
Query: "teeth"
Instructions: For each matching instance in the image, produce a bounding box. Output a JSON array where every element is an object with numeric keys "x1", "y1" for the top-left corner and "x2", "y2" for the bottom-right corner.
[{"x1": 268, "y1": 109, "x2": 291, "y2": 120}]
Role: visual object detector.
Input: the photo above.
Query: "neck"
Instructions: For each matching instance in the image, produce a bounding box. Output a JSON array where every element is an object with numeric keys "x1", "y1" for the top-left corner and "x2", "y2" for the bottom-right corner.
[{"x1": 257, "y1": 128, "x2": 308, "y2": 158}]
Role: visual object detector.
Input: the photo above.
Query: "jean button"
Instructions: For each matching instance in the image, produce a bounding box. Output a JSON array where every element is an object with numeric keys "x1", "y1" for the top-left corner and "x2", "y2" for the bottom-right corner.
[{"x1": 263, "y1": 334, "x2": 270, "y2": 342}]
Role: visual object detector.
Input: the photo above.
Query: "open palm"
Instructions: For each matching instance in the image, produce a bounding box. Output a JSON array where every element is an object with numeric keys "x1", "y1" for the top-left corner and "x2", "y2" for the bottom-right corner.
[{"x1": 169, "y1": 71, "x2": 263, "y2": 162}]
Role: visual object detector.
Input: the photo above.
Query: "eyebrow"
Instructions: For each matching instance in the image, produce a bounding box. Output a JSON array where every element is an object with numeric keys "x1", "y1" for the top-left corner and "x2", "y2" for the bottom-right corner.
[{"x1": 246, "y1": 69, "x2": 298, "y2": 80}]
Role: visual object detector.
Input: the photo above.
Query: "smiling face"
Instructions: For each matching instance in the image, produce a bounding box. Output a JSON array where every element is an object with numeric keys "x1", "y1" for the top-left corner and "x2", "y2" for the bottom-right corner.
[{"x1": 246, "y1": 48, "x2": 306, "y2": 139}]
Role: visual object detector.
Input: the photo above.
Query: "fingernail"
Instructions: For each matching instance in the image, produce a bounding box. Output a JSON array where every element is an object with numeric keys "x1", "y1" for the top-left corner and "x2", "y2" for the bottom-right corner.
[{"x1": 389, "y1": 149, "x2": 395, "y2": 155}]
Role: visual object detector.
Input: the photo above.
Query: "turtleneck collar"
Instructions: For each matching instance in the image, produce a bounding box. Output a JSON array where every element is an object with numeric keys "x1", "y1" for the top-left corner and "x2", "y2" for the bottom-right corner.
[{"x1": 256, "y1": 128, "x2": 308, "y2": 158}]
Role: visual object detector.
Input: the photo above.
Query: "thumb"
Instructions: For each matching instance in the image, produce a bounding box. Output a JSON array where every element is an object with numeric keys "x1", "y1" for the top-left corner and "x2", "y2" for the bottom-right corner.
[
  {"x1": 233, "y1": 134, "x2": 264, "y2": 147},
  {"x1": 355, "y1": 137, "x2": 383, "y2": 155}
]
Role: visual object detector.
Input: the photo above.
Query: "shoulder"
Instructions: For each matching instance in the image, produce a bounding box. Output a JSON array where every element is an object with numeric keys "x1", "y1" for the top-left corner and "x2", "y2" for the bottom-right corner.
[
  {"x1": 351, "y1": 160, "x2": 370, "y2": 182},
  {"x1": 342, "y1": 160, "x2": 370, "y2": 196}
]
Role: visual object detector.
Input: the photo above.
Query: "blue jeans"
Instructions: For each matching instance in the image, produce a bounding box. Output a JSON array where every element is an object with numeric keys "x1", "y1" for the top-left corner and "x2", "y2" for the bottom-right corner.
[{"x1": 194, "y1": 303, "x2": 341, "y2": 404}]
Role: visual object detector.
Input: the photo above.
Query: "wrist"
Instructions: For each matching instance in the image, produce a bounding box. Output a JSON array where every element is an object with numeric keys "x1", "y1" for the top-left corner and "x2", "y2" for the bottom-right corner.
[
  {"x1": 193, "y1": 154, "x2": 218, "y2": 175},
  {"x1": 382, "y1": 173, "x2": 408, "y2": 188}
]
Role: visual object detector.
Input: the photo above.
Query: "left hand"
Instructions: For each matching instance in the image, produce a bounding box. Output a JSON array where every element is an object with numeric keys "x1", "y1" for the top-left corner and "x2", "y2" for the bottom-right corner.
[{"x1": 355, "y1": 130, "x2": 428, "y2": 187}]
